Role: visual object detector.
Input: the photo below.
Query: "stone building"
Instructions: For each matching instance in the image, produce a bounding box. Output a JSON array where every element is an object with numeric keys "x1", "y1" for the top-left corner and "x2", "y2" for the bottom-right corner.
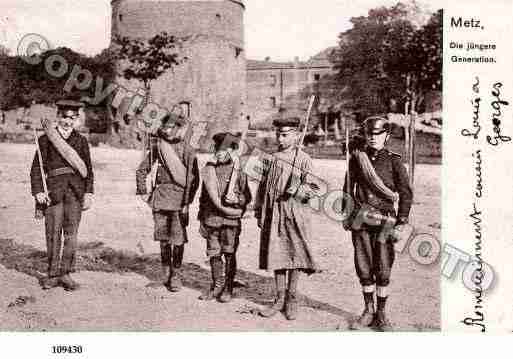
[
  {"x1": 110, "y1": 0, "x2": 246, "y2": 149},
  {"x1": 245, "y1": 48, "x2": 334, "y2": 128}
]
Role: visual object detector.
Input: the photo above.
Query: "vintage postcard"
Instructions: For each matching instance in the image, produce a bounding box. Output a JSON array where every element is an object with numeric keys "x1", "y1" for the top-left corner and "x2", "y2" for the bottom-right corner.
[{"x1": 0, "y1": 0, "x2": 511, "y2": 356}]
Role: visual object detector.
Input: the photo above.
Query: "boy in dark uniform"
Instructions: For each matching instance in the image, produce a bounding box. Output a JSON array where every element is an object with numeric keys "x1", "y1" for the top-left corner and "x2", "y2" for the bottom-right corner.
[
  {"x1": 343, "y1": 116, "x2": 412, "y2": 331},
  {"x1": 30, "y1": 100, "x2": 94, "y2": 291},
  {"x1": 198, "y1": 132, "x2": 251, "y2": 302},
  {"x1": 136, "y1": 115, "x2": 199, "y2": 292}
]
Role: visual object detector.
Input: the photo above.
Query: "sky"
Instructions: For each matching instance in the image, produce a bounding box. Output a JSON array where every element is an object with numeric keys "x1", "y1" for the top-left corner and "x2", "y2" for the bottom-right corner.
[{"x1": 0, "y1": 0, "x2": 444, "y2": 61}]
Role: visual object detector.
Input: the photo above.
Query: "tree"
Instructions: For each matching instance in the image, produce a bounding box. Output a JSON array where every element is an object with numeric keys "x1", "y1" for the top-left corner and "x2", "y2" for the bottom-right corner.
[
  {"x1": 110, "y1": 32, "x2": 184, "y2": 147},
  {"x1": 329, "y1": 3, "x2": 442, "y2": 117}
]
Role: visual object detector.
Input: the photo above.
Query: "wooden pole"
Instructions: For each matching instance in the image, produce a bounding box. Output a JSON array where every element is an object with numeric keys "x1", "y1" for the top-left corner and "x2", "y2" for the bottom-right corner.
[
  {"x1": 409, "y1": 112, "x2": 416, "y2": 188},
  {"x1": 324, "y1": 113, "x2": 328, "y2": 146}
]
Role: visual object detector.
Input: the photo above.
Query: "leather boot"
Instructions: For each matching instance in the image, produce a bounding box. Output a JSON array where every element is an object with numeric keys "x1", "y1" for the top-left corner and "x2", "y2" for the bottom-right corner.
[
  {"x1": 199, "y1": 256, "x2": 224, "y2": 300},
  {"x1": 172, "y1": 245, "x2": 184, "y2": 268},
  {"x1": 284, "y1": 291, "x2": 298, "y2": 320},
  {"x1": 41, "y1": 276, "x2": 60, "y2": 290},
  {"x1": 374, "y1": 296, "x2": 393, "y2": 331},
  {"x1": 163, "y1": 266, "x2": 172, "y2": 288},
  {"x1": 168, "y1": 271, "x2": 182, "y2": 292},
  {"x1": 350, "y1": 292, "x2": 375, "y2": 330},
  {"x1": 258, "y1": 291, "x2": 286, "y2": 318},
  {"x1": 168, "y1": 245, "x2": 184, "y2": 292},
  {"x1": 59, "y1": 274, "x2": 80, "y2": 291},
  {"x1": 218, "y1": 254, "x2": 235, "y2": 303}
]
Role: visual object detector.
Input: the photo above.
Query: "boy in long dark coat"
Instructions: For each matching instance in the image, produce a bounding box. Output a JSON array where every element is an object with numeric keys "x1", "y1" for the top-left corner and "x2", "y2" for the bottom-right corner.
[{"x1": 253, "y1": 117, "x2": 320, "y2": 320}]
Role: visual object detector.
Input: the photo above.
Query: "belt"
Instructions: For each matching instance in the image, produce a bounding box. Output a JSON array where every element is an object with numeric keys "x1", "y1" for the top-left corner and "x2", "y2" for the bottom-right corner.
[{"x1": 47, "y1": 167, "x2": 76, "y2": 178}]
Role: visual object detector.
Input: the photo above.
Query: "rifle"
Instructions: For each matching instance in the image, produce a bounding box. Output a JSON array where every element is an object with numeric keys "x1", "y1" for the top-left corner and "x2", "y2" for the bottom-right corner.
[
  {"x1": 224, "y1": 128, "x2": 247, "y2": 206},
  {"x1": 287, "y1": 95, "x2": 316, "y2": 197},
  {"x1": 298, "y1": 95, "x2": 316, "y2": 148},
  {"x1": 33, "y1": 125, "x2": 49, "y2": 218}
]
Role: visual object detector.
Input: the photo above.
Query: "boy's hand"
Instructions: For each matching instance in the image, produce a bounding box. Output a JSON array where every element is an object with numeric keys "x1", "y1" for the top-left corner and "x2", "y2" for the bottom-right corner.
[
  {"x1": 82, "y1": 193, "x2": 94, "y2": 211},
  {"x1": 35, "y1": 192, "x2": 50, "y2": 205},
  {"x1": 180, "y1": 206, "x2": 190, "y2": 226},
  {"x1": 138, "y1": 194, "x2": 150, "y2": 203}
]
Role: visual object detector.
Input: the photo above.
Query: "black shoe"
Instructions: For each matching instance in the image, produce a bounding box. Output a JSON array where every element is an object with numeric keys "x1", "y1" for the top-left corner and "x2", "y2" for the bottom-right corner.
[
  {"x1": 41, "y1": 276, "x2": 60, "y2": 290},
  {"x1": 218, "y1": 285, "x2": 233, "y2": 303},
  {"x1": 259, "y1": 291, "x2": 286, "y2": 318},
  {"x1": 168, "y1": 273, "x2": 182, "y2": 292},
  {"x1": 350, "y1": 308, "x2": 375, "y2": 330},
  {"x1": 199, "y1": 285, "x2": 224, "y2": 301},
  {"x1": 59, "y1": 274, "x2": 80, "y2": 291},
  {"x1": 374, "y1": 311, "x2": 393, "y2": 332}
]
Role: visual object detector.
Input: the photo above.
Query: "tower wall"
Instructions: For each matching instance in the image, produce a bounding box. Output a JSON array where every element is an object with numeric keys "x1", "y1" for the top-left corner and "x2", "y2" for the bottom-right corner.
[{"x1": 111, "y1": 0, "x2": 246, "y2": 148}]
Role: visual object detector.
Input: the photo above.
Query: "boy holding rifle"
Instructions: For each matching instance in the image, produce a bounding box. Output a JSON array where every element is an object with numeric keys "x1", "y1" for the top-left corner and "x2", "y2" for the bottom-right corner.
[
  {"x1": 253, "y1": 116, "x2": 320, "y2": 320},
  {"x1": 30, "y1": 100, "x2": 94, "y2": 291},
  {"x1": 197, "y1": 132, "x2": 251, "y2": 302}
]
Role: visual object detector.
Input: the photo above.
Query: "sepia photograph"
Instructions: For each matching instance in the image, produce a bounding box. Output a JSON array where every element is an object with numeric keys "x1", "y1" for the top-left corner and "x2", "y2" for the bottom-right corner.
[{"x1": 0, "y1": 0, "x2": 442, "y2": 332}]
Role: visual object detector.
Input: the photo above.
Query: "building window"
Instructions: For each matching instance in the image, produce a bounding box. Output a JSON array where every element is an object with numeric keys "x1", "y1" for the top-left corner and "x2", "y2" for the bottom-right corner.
[
  {"x1": 119, "y1": 14, "x2": 123, "y2": 22},
  {"x1": 314, "y1": 73, "x2": 320, "y2": 81},
  {"x1": 216, "y1": 14, "x2": 222, "y2": 20},
  {"x1": 270, "y1": 74, "x2": 277, "y2": 87},
  {"x1": 269, "y1": 97, "x2": 277, "y2": 108}
]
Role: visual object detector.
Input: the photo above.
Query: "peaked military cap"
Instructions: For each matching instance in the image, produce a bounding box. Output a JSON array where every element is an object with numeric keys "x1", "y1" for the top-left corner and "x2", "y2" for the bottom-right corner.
[
  {"x1": 273, "y1": 117, "x2": 300, "y2": 130},
  {"x1": 362, "y1": 116, "x2": 391, "y2": 135},
  {"x1": 212, "y1": 132, "x2": 241, "y2": 151},
  {"x1": 56, "y1": 100, "x2": 85, "y2": 109}
]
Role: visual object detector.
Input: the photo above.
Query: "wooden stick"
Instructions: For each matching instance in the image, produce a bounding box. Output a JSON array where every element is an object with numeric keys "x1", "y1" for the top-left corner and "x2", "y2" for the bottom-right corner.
[{"x1": 33, "y1": 126, "x2": 49, "y2": 198}]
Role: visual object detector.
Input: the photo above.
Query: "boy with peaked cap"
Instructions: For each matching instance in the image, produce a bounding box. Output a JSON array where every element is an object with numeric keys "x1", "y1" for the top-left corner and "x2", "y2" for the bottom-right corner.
[
  {"x1": 253, "y1": 117, "x2": 320, "y2": 320},
  {"x1": 30, "y1": 99, "x2": 94, "y2": 291},
  {"x1": 343, "y1": 115, "x2": 412, "y2": 331},
  {"x1": 197, "y1": 132, "x2": 251, "y2": 302},
  {"x1": 136, "y1": 114, "x2": 199, "y2": 292}
]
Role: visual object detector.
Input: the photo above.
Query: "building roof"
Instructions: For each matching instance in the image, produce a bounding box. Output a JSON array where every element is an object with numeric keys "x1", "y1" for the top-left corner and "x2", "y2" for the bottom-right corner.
[{"x1": 247, "y1": 47, "x2": 335, "y2": 71}]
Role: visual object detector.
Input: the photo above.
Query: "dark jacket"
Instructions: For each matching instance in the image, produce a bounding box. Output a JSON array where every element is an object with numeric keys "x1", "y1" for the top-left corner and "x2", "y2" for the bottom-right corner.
[
  {"x1": 30, "y1": 130, "x2": 94, "y2": 207},
  {"x1": 344, "y1": 147, "x2": 413, "y2": 224},
  {"x1": 197, "y1": 159, "x2": 251, "y2": 228},
  {"x1": 136, "y1": 140, "x2": 199, "y2": 211}
]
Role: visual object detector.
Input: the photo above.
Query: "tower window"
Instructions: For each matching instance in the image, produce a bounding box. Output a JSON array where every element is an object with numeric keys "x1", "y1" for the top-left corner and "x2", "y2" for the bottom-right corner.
[
  {"x1": 270, "y1": 74, "x2": 277, "y2": 87},
  {"x1": 119, "y1": 14, "x2": 123, "y2": 22}
]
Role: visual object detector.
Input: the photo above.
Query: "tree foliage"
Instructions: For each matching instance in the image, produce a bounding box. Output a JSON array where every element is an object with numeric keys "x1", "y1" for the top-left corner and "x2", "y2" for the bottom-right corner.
[
  {"x1": 329, "y1": 3, "x2": 442, "y2": 116},
  {"x1": 0, "y1": 47, "x2": 115, "y2": 110},
  {"x1": 112, "y1": 32, "x2": 182, "y2": 90}
]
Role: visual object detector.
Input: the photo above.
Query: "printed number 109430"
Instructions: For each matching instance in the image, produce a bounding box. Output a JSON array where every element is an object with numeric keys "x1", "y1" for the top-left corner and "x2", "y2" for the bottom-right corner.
[{"x1": 51, "y1": 346, "x2": 83, "y2": 354}]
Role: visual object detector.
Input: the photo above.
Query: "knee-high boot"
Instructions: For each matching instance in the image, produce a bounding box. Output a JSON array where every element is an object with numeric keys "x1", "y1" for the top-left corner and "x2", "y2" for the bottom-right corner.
[
  {"x1": 219, "y1": 253, "x2": 236, "y2": 303},
  {"x1": 199, "y1": 256, "x2": 224, "y2": 300}
]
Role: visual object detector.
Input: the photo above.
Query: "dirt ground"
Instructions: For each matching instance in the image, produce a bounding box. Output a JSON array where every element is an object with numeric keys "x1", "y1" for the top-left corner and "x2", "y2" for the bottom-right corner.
[{"x1": 0, "y1": 142, "x2": 440, "y2": 331}]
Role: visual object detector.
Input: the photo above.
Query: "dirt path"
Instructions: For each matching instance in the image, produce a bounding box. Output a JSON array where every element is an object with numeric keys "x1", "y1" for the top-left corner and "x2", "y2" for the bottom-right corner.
[{"x1": 0, "y1": 143, "x2": 440, "y2": 331}]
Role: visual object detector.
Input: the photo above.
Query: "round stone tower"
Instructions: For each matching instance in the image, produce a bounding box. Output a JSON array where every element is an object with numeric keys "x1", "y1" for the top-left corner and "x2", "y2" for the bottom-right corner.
[{"x1": 110, "y1": 0, "x2": 246, "y2": 148}]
